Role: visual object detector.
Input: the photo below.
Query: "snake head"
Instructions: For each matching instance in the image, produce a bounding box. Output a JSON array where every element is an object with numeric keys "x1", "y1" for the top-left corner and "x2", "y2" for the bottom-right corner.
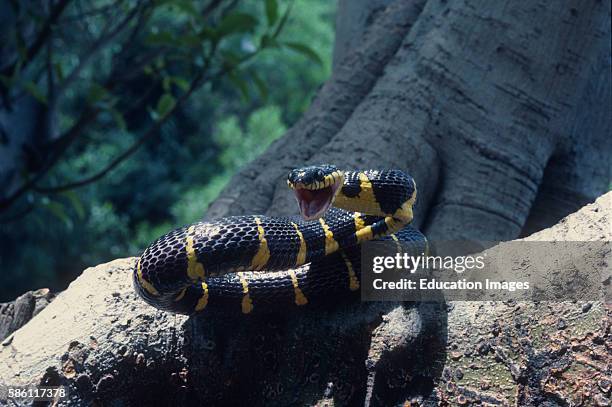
[{"x1": 287, "y1": 164, "x2": 345, "y2": 220}]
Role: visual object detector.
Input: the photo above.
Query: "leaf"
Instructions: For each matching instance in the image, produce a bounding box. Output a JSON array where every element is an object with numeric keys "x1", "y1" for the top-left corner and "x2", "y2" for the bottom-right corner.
[
  {"x1": 228, "y1": 71, "x2": 249, "y2": 101},
  {"x1": 110, "y1": 108, "x2": 127, "y2": 131},
  {"x1": 43, "y1": 200, "x2": 73, "y2": 229},
  {"x1": 179, "y1": 33, "x2": 202, "y2": 48},
  {"x1": 156, "y1": 93, "x2": 176, "y2": 118},
  {"x1": 251, "y1": 71, "x2": 268, "y2": 101},
  {"x1": 265, "y1": 0, "x2": 278, "y2": 26},
  {"x1": 220, "y1": 50, "x2": 241, "y2": 68},
  {"x1": 197, "y1": 26, "x2": 216, "y2": 40},
  {"x1": 54, "y1": 63, "x2": 64, "y2": 81},
  {"x1": 272, "y1": 2, "x2": 292, "y2": 39},
  {"x1": 87, "y1": 83, "x2": 109, "y2": 104},
  {"x1": 60, "y1": 190, "x2": 85, "y2": 220},
  {"x1": 15, "y1": 31, "x2": 27, "y2": 61},
  {"x1": 173, "y1": 0, "x2": 199, "y2": 17},
  {"x1": 259, "y1": 34, "x2": 278, "y2": 49},
  {"x1": 145, "y1": 31, "x2": 175, "y2": 46},
  {"x1": 23, "y1": 81, "x2": 47, "y2": 104},
  {"x1": 171, "y1": 76, "x2": 190, "y2": 91},
  {"x1": 282, "y1": 42, "x2": 323, "y2": 65},
  {"x1": 217, "y1": 12, "x2": 258, "y2": 36},
  {"x1": 162, "y1": 76, "x2": 171, "y2": 91},
  {"x1": 0, "y1": 74, "x2": 13, "y2": 87},
  {"x1": 148, "y1": 107, "x2": 159, "y2": 121}
]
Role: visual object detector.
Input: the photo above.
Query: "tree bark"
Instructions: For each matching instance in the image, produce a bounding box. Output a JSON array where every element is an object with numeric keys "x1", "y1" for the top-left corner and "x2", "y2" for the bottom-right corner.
[{"x1": 332, "y1": 0, "x2": 395, "y2": 69}]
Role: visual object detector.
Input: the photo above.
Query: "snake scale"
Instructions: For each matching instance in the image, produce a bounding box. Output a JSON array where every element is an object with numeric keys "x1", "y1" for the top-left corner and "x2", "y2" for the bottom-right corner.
[{"x1": 133, "y1": 165, "x2": 427, "y2": 314}]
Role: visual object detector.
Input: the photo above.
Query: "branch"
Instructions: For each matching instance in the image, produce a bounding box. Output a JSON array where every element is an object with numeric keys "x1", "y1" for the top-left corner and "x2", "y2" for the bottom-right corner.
[
  {"x1": 0, "y1": 0, "x2": 72, "y2": 78},
  {"x1": 33, "y1": 72, "x2": 209, "y2": 193},
  {"x1": 0, "y1": 203, "x2": 34, "y2": 223},
  {"x1": 202, "y1": 0, "x2": 224, "y2": 19},
  {"x1": 0, "y1": 7, "x2": 271, "y2": 206},
  {"x1": 58, "y1": 0, "x2": 124, "y2": 23},
  {"x1": 123, "y1": 1, "x2": 153, "y2": 48},
  {"x1": 0, "y1": 39, "x2": 161, "y2": 210},
  {"x1": 0, "y1": 106, "x2": 100, "y2": 211},
  {"x1": 46, "y1": 37, "x2": 54, "y2": 104},
  {"x1": 35, "y1": 47, "x2": 260, "y2": 193},
  {"x1": 53, "y1": 2, "x2": 143, "y2": 103}
]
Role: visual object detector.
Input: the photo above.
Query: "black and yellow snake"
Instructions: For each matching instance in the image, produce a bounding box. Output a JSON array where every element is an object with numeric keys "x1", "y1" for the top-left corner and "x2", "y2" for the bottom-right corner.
[{"x1": 133, "y1": 165, "x2": 427, "y2": 314}]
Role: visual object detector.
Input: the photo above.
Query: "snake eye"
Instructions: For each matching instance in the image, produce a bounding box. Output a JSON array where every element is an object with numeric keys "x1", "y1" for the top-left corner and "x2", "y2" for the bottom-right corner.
[{"x1": 287, "y1": 170, "x2": 298, "y2": 183}]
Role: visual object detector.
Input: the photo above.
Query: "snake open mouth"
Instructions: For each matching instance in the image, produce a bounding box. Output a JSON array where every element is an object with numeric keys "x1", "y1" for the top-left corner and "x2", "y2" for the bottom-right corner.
[{"x1": 294, "y1": 180, "x2": 342, "y2": 220}]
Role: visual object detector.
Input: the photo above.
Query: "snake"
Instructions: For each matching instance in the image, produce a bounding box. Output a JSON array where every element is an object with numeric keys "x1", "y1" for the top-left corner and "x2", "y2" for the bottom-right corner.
[{"x1": 133, "y1": 164, "x2": 427, "y2": 315}]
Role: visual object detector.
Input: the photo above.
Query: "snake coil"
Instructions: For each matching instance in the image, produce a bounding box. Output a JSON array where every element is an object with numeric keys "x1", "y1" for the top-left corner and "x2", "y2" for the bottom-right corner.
[{"x1": 133, "y1": 165, "x2": 427, "y2": 314}]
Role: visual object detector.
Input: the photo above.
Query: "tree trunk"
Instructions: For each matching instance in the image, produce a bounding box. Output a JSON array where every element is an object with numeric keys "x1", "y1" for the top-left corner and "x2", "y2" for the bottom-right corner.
[
  {"x1": 207, "y1": 0, "x2": 611, "y2": 242},
  {"x1": 332, "y1": 0, "x2": 395, "y2": 70}
]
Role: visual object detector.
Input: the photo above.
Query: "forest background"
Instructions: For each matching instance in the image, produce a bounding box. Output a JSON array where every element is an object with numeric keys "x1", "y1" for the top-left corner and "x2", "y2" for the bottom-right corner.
[{"x1": 0, "y1": 0, "x2": 334, "y2": 301}]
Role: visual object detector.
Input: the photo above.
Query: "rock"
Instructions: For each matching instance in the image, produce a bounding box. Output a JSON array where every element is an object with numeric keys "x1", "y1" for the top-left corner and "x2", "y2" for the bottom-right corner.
[
  {"x1": 0, "y1": 288, "x2": 55, "y2": 341},
  {"x1": 0, "y1": 192, "x2": 610, "y2": 406}
]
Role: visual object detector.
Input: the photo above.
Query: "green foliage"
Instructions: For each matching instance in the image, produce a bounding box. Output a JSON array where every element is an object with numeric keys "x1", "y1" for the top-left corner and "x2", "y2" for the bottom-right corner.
[
  {"x1": 215, "y1": 105, "x2": 287, "y2": 169},
  {"x1": 217, "y1": 12, "x2": 259, "y2": 36},
  {"x1": 265, "y1": 0, "x2": 279, "y2": 26},
  {"x1": 282, "y1": 42, "x2": 323, "y2": 65},
  {"x1": 0, "y1": 0, "x2": 334, "y2": 301},
  {"x1": 170, "y1": 176, "x2": 230, "y2": 226},
  {"x1": 244, "y1": 0, "x2": 334, "y2": 123},
  {"x1": 155, "y1": 94, "x2": 177, "y2": 119}
]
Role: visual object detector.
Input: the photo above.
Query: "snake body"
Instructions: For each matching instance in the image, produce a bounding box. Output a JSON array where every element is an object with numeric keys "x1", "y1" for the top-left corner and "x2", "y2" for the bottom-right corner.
[{"x1": 133, "y1": 166, "x2": 427, "y2": 314}]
